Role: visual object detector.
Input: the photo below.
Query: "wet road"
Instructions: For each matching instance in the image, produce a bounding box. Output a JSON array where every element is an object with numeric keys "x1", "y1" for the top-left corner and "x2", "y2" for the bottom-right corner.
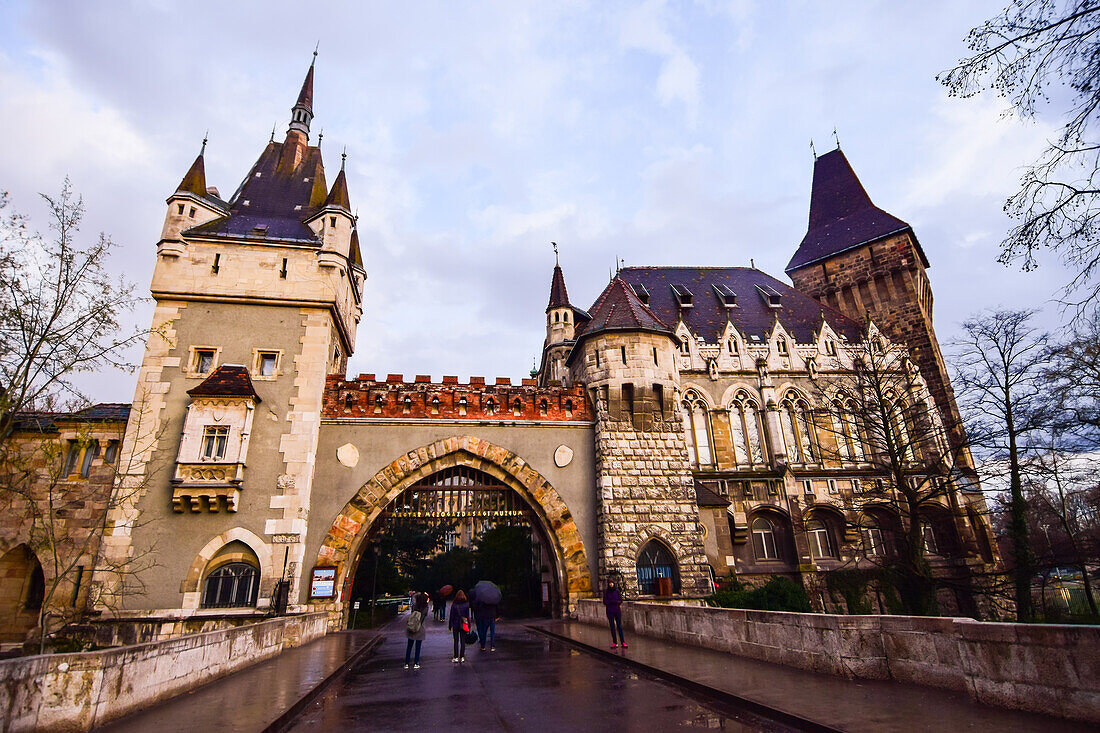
[{"x1": 287, "y1": 619, "x2": 790, "y2": 732}]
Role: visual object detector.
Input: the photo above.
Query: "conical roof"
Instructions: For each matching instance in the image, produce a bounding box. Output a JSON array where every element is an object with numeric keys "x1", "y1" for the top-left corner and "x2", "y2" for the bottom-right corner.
[
  {"x1": 296, "y1": 60, "x2": 314, "y2": 114},
  {"x1": 323, "y1": 167, "x2": 350, "y2": 210},
  {"x1": 573, "y1": 277, "x2": 671, "y2": 345},
  {"x1": 786, "y1": 148, "x2": 925, "y2": 273},
  {"x1": 176, "y1": 151, "x2": 207, "y2": 197},
  {"x1": 547, "y1": 264, "x2": 570, "y2": 311}
]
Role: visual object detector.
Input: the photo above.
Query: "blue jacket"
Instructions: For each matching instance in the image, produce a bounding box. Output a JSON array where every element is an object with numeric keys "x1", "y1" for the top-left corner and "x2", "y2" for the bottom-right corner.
[{"x1": 448, "y1": 600, "x2": 470, "y2": 631}]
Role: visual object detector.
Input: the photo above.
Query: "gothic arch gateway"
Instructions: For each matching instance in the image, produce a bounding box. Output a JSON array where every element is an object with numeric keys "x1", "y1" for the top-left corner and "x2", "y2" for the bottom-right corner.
[{"x1": 316, "y1": 436, "x2": 592, "y2": 618}]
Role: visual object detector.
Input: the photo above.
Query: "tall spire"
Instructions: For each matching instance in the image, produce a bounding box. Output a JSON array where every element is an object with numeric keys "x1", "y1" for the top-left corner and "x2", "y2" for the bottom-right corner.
[
  {"x1": 176, "y1": 138, "x2": 208, "y2": 197},
  {"x1": 288, "y1": 49, "x2": 316, "y2": 138},
  {"x1": 547, "y1": 262, "x2": 570, "y2": 311}
]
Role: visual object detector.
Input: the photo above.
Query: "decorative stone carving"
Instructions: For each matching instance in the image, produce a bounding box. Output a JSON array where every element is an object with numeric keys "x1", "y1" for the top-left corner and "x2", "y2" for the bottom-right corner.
[
  {"x1": 554, "y1": 444, "x2": 574, "y2": 467},
  {"x1": 336, "y1": 442, "x2": 359, "y2": 467}
]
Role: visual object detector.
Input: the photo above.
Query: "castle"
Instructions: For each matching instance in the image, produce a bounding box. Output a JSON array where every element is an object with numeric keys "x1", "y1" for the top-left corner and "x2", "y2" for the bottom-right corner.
[{"x1": 0, "y1": 62, "x2": 998, "y2": 638}]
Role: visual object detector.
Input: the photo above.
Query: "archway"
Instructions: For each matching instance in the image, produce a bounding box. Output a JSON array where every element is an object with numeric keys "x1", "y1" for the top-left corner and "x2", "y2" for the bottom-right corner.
[
  {"x1": 317, "y1": 436, "x2": 592, "y2": 619},
  {"x1": 0, "y1": 545, "x2": 44, "y2": 643}
]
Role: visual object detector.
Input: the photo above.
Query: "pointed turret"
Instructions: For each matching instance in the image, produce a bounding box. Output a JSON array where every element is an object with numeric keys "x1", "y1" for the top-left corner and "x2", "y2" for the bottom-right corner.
[
  {"x1": 547, "y1": 264, "x2": 570, "y2": 311},
  {"x1": 323, "y1": 159, "x2": 351, "y2": 211},
  {"x1": 786, "y1": 148, "x2": 925, "y2": 273},
  {"x1": 570, "y1": 277, "x2": 670, "y2": 352},
  {"x1": 176, "y1": 141, "x2": 207, "y2": 197},
  {"x1": 289, "y1": 52, "x2": 316, "y2": 138}
]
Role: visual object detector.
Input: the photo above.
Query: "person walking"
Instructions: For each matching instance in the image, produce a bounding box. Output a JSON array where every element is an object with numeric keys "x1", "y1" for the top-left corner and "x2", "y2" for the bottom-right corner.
[
  {"x1": 448, "y1": 590, "x2": 471, "y2": 663},
  {"x1": 473, "y1": 594, "x2": 498, "y2": 652},
  {"x1": 404, "y1": 591, "x2": 429, "y2": 669},
  {"x1": 603, "y1": 580, "x2": 627, "y2": 648},
  {"x1": 431, "y1": 590, "x2": 444, "y2": 622}
]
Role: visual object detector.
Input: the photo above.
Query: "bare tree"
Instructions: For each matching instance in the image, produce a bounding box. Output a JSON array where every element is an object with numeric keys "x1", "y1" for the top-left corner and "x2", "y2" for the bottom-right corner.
[
  {"x1": 951, "y1": 309, "x2": 1051, "y2": 621},
  {"x1": 940, "y1": 1, "x2": 1100, "y2": 314},
  {"x1": 812, "y1": 330, "x2": 961, "y2": 616}
]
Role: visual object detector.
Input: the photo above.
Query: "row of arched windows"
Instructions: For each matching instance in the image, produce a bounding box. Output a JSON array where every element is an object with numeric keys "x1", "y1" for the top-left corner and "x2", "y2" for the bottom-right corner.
[{"x1": 680, "y1": 388, "x2": 924, "y2": 468}]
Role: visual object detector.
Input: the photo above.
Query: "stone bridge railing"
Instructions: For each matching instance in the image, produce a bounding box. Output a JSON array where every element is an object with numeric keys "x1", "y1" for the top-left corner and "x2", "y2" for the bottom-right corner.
[
  {"x1": 576, "y1": 599, "x2": 1100, "y2": 723},
  {"x1": 0, "y1": 611, "x2": 329, "y2": 732}
]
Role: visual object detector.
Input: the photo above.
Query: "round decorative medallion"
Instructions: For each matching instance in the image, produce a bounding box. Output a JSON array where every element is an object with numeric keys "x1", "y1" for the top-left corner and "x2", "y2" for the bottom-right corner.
[
  {"x1": 553, "y1": 444, "x2": 573, "y2": 468},
  {"x1": 336, "y1": 443, "x2": 360, "y2": 468}
]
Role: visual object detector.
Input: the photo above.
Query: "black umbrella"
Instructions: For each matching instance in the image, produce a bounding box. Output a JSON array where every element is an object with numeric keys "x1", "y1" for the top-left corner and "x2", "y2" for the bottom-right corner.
[{"x1": 473, "y1": 580, "x2": 502, "y2": 605}]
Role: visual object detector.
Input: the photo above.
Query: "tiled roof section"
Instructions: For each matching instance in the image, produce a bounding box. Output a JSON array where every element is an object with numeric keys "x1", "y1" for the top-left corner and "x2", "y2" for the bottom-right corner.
[
  {"x1": 187, "y1": 365, "x2": 261, "y2": 401},
  {"x1": 12, "y1": 403, "x2": 131, "y2": 432},
  {"x1": 177, "y1": 151, "x2": 207, "y2": 197},
  {"x1": 616, "y1": 266, "x2": 863, "y2": 344},
  {"x1": 547, "y1": 265, "x2": 570, "y2": 310},
  {"x1": 694, "y1": 481, "x2": 731, "y2": 508},
  {"x1": 786, "y1": 148, "x2": 926, "y2": 272},
  {"x1": 323, "y1": 167, "x2": 350, "y2": 210},
  {"x1": 184, "y1": 139, "x2": 328, "y2": 244},
  {"x1": 574, "y1": 277, "x2": 672, "y2": 342},
  {"x1": 296, "y1": 61, "x2": 314, "y2": 114}
]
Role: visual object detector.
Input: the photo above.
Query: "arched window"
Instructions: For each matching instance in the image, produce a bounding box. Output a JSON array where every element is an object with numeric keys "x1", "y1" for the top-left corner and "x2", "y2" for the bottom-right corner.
[
  {"x1": 859, "y1": 510, "x2": 898, "y2": 558},
  {"x1": 833, "y1": 399, "x2": 867, "y2": 462},
  {"x1": 885, "y1": 393, "x2": 916, "y2": 462},
  {"x1": 728, "y1": 392, "x2": 765, "y2": 466},
  {"x1": 751, "y1": 516, "x2": 780, "y2": 561},
  {"x1": 202, "y1": 562, "x2": 259, "y2": 608},
  {"x1": 780, "y1": 393, "x2": 816, "y2": 464},
  {"x1": 968, "y1": 507, "x2": 995, "y2": 563},
  {"x1": 807, "y1": 518, "x2": 837, "y2": 559},
  {"x1": 636, "y1": 540, "x2": 680, "y2": 595},
  {"x1": 681, "y1": 394, "x2": 713, "y2": 467}
]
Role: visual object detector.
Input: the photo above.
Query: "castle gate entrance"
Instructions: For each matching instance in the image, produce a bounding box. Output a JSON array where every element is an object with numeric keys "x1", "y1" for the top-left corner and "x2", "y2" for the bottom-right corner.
[{"x1": 315, "y1": 436, "x2": 593, "y2": 621}]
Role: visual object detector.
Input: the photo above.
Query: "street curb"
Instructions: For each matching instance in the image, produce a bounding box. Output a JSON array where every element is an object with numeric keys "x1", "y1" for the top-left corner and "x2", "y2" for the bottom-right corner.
[
  {"x1": 262, "y1": 632, "x2": 383, "y2": 733},
  {"x1": 526, "y1": 624, "x2": 843, "y2": 733}
]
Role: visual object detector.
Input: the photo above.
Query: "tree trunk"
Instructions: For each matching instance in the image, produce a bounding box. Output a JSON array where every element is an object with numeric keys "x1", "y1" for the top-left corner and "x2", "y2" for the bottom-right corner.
[{"x1": 1006, "y1": 411, "x2": 1032, "y2": 622}]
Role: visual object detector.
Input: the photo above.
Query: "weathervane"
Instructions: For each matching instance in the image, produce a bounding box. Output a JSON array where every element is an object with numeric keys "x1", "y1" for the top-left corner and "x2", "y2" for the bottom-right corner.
[
  {"x1": 809, "y1": 138, "x2": 817, "y2": 159},
  {"x1": 833, "y1": 127, "x2": 841, "y2": 149},
  {"x1": 201, "y1": 130, "x2": 208, "y2": 156},
  {"x1": 270, "y1": 122, "x2": 276, "y2": 142},
  {"x1": 551, "y1": 241, "x2": 559, "y2": 265},
  {"x1": 317, "y1": 128, "x2": 324, "y2": 146},
  {"x1": 313, "y1": 40, "x2": 319, "y2": 60},
  {"x1": 341, "y1": 145, "x2": 347, "y2": 170}
]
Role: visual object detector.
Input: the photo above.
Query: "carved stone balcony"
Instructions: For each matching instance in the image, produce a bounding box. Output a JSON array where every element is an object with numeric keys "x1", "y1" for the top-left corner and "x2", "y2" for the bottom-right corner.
[{"x1": 171, "y1": 461, "x2": 244, "y2": 513}]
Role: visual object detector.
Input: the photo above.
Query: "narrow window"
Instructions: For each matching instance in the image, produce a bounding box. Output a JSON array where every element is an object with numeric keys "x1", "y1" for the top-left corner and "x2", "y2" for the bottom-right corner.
[
  {"x1": 212, "y1": 253, "x2": 220, "y2": 274},
  {"x1": 594, "y1": 348, "x2": 600, "y2": 368},
  {"x1": 802, "y1": 479, "x2": 814, "y2": 496},
  {"x1": 564, "y1": 399, "x2": 574, "y2": 417},
  {"x1": 330, "y1": 216, "x2": 337, "y2": 227},
  {"x1": 280, "y1": 258, "x2": 288, "y2": 279},
  {"x1": 777, "y1": 337, "x2": 788, "y2": 355},
  {"x1": 189, "y1": 207, "x2": 196, "y2": 218},
  {"x1": 79, "y1": 440, "x2": 100, "y2": 478},
  {"x1": 827, "y1": 478, "x2": 838, "y2": 494},
  {"x1": 195, "y1": 349, "x2": 215, "y2": 375},
  {"x1": 653, "y1": 384, "x2": 664, "y2": 416},
  {"x1": 458, "y1": 396, "x2": 468, "y2": 416},
  {"x1": 652, "y1": 347, "x2": 658, "y2": 365},
  {"x1": 103, "y1": 440, "x2": 119, "y2": 464},
  {"x1": 620, "y1": 345, "x2": 627, "y2": 364},
  {"x1": 825, "y1": 340, "x2": 837, "y2": 356},
  {"x1": 539, "y1": 399, "x2": 548, "y2": 417},
  {"x1": 751, "y1": 518, "x2": 779, "y2": 561},
  {"x1": 622, "y1": 383, "x2": 634, "y2": 418},
  {"x1": 851, "y1": 478, "x2": 862, "y2": 494},
  {"x1": 513, "y1": 398, "x2": 523, "y2": 416},
  {"x1": 333, "y1": 345, "x2": 341, "y2": 365},
  {"x1": 62, "y1": 441, "x2": 81, "y2": 476},
  {"x1": 177, "y1": 203, "x2": 185, "y2": 215},
  {"x1": 201, "y1": 426, "x2": 230, "y2": 461},
  {"x1": 70, "y1": 566, "x2": 84, "y2": 607},
  {"x1": 258, "y1": 352, "x2": 278, "y2": 377}
]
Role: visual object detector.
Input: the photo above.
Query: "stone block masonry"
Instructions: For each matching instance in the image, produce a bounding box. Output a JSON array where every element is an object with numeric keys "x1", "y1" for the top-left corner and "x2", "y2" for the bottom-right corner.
[
  {"x1": 0, "y1": 611, "x2": 328, "y2": 732},
  {"x1": 576, "y1": 599, "x2": 1100, "y2": 724}
]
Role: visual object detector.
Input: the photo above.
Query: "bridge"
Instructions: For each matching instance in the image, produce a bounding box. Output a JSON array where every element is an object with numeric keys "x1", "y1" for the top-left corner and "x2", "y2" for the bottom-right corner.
[{"x1": 41, "y1": 604, "x2": 1092, "y2": 733}]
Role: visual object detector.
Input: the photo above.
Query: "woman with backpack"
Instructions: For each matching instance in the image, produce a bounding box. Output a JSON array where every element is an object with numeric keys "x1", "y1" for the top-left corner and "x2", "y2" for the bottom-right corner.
[
  {"x1": 404, "y1": 591, "x2": 429, "y2": 669},
  {"x1": 448, "y1": 590, "x2": 471, "y2": 663}
]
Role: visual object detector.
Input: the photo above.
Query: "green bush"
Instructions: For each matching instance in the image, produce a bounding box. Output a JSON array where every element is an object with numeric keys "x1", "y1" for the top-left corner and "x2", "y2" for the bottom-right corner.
[{"x1": 707, "y1": 576, "x2": 812, "y2": 613}]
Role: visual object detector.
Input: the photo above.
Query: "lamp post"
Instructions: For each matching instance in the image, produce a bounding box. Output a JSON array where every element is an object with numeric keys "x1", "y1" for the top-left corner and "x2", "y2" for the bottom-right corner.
[{"x1": 370, "y1": 539, "x2": 380, "y2": 627}]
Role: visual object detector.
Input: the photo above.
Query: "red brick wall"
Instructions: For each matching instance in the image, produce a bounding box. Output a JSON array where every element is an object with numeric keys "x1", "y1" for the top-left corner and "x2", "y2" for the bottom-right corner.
[{"x1": 323, "y1": 374, "x2": 593, "y2": 422}]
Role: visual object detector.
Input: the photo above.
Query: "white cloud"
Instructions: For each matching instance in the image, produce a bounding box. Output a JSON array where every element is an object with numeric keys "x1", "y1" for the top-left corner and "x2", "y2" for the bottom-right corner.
[{"x1": 619, "y1": 0, "x2": 701, "y2": 118}]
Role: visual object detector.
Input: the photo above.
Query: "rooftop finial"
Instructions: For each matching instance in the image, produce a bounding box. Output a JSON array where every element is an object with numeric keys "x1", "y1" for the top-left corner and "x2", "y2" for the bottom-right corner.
[
  {"x1": 200, "y1": 130, "x2": 208, "y2": 156},
  {"x1": 551, "y1": 241, "x2": 559, "y2": 265},
  {"x1": 750, "y1": 258, "x2": 756, "y2": 269},
  {"x1": 317, "y1": 128, "x2": 324, "y2": 146},
  {"x1": 313, "y1": 40, "x2": 319, "y2": 61},
  {"x1": 270, "y1": 122, "x2": 276, "y2": 142},
  {"x1": 809, "y1": 138, "x2": 817, "y2": 159},
  {"x1": 341, "y1": 146, "x2": 347, "y2": 171},
  {"x1": 832, "y1": 127, "x2": 841, "y2": 149}
]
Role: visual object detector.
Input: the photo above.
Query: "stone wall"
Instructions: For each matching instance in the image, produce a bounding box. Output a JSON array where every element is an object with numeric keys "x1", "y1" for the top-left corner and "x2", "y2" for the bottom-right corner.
[
  {"x1": 576, "y1": 599, "x2": 1100, "y2": 723},
  {"x1": 0, "y1": 611, "x2": 329, "y2": 732}
]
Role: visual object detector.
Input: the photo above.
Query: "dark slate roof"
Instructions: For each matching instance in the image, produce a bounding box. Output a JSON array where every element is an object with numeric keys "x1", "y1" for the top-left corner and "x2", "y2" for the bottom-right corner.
[
  {"x1": 12, "y1": 403, "x2": 131, "y2": 432},
  {"x1": 184, "y1": 139, "x2": 328, "y2": 244},
  {"x1": 177, "y1": 152, "x2": 207, "y2": 197},
  {"x1": 616, "y1": 266, "x2": 863, "y2": 344},
  {"x1": 296, "y1": 61, "x2": 315, "y2": 113},
  {"x1": 574, "y1": 277, "x2": 672, "y2": 343},
  {"x1": 547, "y1": 265, "x2": 570, "y2": 310},
  {"x1": 695, "y1": 481, "x2": 731, "y2": 508},
  {"x1": 785, "y1": 148, "x2": 927, "y2": 273},
  {"x1": 187, "y1": 365, "x2": 261, "y2": 401}
]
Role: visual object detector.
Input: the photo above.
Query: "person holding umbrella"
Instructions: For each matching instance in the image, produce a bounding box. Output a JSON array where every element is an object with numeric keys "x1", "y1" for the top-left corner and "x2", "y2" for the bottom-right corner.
[
  {"x1": 448, "y1": 589, "x2": 471, "y2": 663},
  {"x1": 472, "y1": 580, "x2": 501, "y2": 652}
]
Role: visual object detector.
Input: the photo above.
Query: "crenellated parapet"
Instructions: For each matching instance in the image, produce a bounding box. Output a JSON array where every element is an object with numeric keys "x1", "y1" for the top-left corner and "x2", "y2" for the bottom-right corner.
[{"x1": 323, "y1": 374, "x2": 593, "y2": 422}]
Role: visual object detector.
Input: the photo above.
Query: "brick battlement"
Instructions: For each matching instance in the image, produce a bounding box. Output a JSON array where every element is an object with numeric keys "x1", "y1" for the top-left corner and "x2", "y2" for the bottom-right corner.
[{"x1": 323, "y1": 375, "x2": 593, "y2": 422}]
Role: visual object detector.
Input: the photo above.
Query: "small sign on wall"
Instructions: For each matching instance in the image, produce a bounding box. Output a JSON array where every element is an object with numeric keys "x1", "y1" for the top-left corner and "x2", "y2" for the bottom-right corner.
[{"x1": 309, "y1": 566, "x2": 337, "y2": 599}]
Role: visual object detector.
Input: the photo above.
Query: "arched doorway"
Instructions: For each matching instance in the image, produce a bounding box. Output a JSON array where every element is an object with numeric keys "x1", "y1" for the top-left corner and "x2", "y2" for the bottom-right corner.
[
  {"x1": 352, "y1": 466, "x2": 554, "y2": 616},
  {"x1": 317, "y1": 436, "x2": 592, "y2": 620},
  {"x1": 0, "y1": 545, "x2": 45, "y2": 643}
]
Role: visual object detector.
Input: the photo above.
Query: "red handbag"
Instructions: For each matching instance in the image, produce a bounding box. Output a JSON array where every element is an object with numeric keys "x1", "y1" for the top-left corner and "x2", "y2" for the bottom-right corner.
[{"x1": 462, "y1": 616, "x2": 470, "y2": 633}]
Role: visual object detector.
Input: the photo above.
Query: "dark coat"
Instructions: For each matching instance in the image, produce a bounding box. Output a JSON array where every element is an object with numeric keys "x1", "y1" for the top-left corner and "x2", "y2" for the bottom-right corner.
[
  {"x1": 406, "y1": 594, "x2": 429, "y2": 641},
  {"x1": 448, "y1": 600, "x2": 470, "y2": 631},
  {"x1": 473, "y1": 598, "x2": 498, "y2": 621},
  {"x1": 603, "y1": 586, "x2": 622, "y2": 615}
]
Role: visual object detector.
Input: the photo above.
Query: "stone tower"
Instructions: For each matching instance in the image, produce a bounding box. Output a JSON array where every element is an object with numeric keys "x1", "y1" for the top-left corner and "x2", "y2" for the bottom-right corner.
[
  {"x1": 785, "y1": 148, "x2": 973, "y2": 471},
  {"x1": 568, "y1": 277, "x2": 711, "y2": 596},
  {"x1": 537, "y1": 262, "x2": 579, "y2": 386},
  {"x1": 95, "y1": 58, "x2": 366, "y2": 611}
]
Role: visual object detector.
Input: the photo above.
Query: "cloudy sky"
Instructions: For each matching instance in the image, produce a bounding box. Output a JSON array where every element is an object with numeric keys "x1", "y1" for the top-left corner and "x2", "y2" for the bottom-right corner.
[{"x1": 0, "y1": 1, "x2": 1072, "y2": 402}]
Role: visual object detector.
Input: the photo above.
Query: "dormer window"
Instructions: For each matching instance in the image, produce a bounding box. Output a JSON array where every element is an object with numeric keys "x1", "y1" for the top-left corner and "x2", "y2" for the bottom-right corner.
[
  {"x1": 632, "y1": 283, "x2": 651, "y2": 306},
  {"x1": 776, "y1": 337, "x2": 788, "y2": 355},
  {"x1": 728, "y1": 338, "x2": 739, "y2": 355},
  {"x1": 756, "y1": 284, "x2": 783, "y2": 308},
  {"x1": 713, "y1": 283, "x2": 737, "y2": 308},
  {"x1": 825, "y1": 339, "x2": 837, "y2": 356},
  {"x1": 671, "y1": 284, "x2": 694, "y2": 309}
]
